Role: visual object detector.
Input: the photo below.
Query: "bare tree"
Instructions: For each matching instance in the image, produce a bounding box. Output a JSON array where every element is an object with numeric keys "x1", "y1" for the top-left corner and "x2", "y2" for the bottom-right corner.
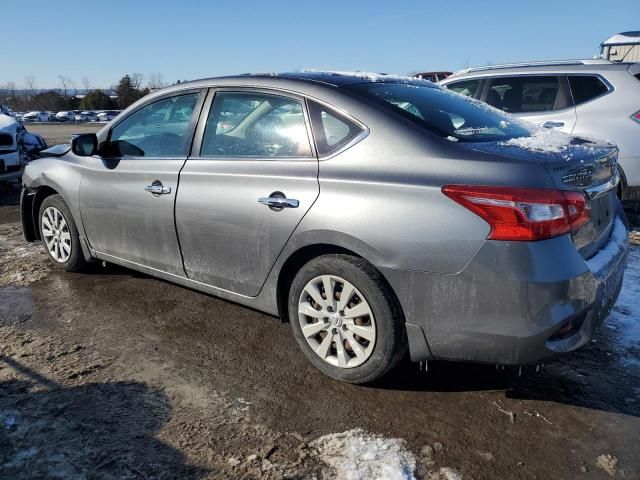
[
  {"x1": 24, "y1": 75, "x2": 37, "y2": 110},
  {"x1": 130, "y1": 73, "x2": 144, "y2": 90},
  {"x1": 58, "y1": 75, "x2": 72, "y2": 97},
  {"x1": 147, "y1": 72, "x2": 166, "y2": 90},
  {"x1": 1, "y1": 81, "x2": 18, "y2": 109}
]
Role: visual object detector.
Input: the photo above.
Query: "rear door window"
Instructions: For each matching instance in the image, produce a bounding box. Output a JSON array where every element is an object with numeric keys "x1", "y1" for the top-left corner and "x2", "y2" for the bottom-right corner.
[
  {"x1": 446, "y1": 79, "x2": 482, "y2": 98},
  {"x1": 307, "y1": 101, "x2": 364, "y2": 156},
  {"x1": 201, "y1": 92, "x2": 312, "y2": 158},
  {"x1": 486, "y1": 76, "x2": 563, "y2": 113},
  {"x1": 568, "y1": 76, "x2": 609, "y2": 105}
]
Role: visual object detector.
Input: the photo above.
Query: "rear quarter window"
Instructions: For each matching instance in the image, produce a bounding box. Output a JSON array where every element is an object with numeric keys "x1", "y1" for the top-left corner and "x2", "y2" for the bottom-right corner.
[
  {"x1": 568, "y1": 76, "x2": 609, "y2": 105},
  {"x1": 307, "y1": 101, "x2": 364, "y2": 156}
]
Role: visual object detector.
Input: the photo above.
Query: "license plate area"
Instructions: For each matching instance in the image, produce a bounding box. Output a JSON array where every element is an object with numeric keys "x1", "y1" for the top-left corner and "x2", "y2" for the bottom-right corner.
[{"x1": 574, "y1": 191, "x2": 616, "y2": 258}]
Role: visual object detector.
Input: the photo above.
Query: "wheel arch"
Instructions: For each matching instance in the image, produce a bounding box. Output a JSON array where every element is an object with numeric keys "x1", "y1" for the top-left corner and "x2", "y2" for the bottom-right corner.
[
  {"x1": 24, "y1": 185, "x2": 61, "y2": 241},
  {"x1": 275, "y1": 243, "x2": 406, "y2": 328}
]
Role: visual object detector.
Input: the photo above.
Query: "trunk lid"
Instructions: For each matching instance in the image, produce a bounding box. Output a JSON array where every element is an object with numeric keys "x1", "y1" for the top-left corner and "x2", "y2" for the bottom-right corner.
[{"x1": 460, "y1": 133, "x2": 619, "y2": 260}]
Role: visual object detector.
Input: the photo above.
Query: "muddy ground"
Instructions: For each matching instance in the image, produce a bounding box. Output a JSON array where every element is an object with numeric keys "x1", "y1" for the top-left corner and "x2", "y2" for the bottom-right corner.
[{"x1": 2, "y1": 148, "x2": 640, "y2": 477}]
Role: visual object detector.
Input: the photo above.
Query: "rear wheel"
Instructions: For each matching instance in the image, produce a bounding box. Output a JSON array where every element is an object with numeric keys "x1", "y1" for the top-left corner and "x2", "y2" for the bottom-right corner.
[
  {"x1": 39, "y1": 194, "x2": 88, "y2": 272},
  {"x1": 288, "y1": 254, "x2": 407, "y2": 384}
]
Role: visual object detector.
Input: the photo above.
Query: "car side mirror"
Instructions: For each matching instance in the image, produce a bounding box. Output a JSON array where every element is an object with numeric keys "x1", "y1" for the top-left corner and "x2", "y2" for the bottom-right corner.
[{"x1": 71, "y1": 133, "x2": 98, "y2": 156}]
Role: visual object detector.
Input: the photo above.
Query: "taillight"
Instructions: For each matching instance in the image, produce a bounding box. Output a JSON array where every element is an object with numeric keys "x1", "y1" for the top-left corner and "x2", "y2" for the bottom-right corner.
[
  {"x1": 631, "y1": 110, "x2": 640, "y2": 124},
  {"x1": 442, "y1": 185, "x2": 590, "y2": 241}
]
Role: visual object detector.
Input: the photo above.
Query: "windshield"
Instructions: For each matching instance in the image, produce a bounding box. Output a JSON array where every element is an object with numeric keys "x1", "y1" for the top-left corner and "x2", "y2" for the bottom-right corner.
[{"x1": 348, "y1": 83, "x2": 532, "y2": 142}]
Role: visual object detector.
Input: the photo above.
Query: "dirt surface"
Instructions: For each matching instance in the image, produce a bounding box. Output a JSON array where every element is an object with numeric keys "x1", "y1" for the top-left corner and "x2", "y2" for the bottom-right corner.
[
  {"x1": 1, "y1": 180, "x2": 640, "y2": 478},
  {"x1": 26, "y1": 123, "x2": 103, "y2": 147}
]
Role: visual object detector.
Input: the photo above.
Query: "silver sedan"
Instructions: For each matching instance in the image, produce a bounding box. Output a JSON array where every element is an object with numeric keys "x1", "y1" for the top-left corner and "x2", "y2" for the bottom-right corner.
[{"x1": 21, "y1": 72, "x2": 628, "y2": 383}]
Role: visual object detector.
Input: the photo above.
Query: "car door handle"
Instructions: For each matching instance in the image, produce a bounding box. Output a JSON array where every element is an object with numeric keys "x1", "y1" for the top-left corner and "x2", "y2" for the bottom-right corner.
[
  {"x1": 542, "y1": 121, "x2": 565, "y2": 129},
  {"x1": 258, "y1": 196, "x2": 299, "y2": 208},
  {"x1": 144, "y1": 181, "x2": 171, "y2": 195}
]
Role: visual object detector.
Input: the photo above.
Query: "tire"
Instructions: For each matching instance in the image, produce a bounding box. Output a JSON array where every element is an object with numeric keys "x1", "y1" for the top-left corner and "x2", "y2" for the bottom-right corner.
[
  {"x1": 38, "y1": 194, "x2": 88, "y2": 272},
  {"x1": 288, "y1": 254, "x2": 407, "y2": 384}
]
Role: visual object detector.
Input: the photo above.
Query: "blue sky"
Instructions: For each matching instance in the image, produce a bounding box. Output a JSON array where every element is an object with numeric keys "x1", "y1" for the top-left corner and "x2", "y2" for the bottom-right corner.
[{"x1": 3, "y1": 0, "x2": 639, "y2": 89}]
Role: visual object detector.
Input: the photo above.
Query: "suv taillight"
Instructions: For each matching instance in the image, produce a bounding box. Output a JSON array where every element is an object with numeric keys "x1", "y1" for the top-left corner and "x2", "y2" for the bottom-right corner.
[
  {"x1": 631, "y1": 110, "x2": 640, "y2": 124},
  {"x1": 442, "y1": 185, "x2": 590, "y2": 241}
]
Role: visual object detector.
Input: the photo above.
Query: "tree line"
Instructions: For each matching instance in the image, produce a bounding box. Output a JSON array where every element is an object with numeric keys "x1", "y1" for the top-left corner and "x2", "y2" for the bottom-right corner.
[{"x1": 0, "y1": 73, "x2": 177, "y2": 112}]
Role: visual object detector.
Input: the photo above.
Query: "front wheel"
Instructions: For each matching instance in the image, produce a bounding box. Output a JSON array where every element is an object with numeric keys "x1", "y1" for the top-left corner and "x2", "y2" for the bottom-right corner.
[
  {"x1": 39, "y1": 194, "x2": 88, "y2": 272},
  {"x1": 288, "y1": 254, "x2": 407, "y2": 384}
]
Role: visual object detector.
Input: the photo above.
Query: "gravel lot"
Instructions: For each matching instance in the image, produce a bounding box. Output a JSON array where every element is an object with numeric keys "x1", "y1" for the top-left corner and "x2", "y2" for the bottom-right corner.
[
  {"x1": 26, "y1": 122, "x2": 103, "y2": 147},
  {"x1": 1, "y1": 124, "x2": 639, "y2": 479}
]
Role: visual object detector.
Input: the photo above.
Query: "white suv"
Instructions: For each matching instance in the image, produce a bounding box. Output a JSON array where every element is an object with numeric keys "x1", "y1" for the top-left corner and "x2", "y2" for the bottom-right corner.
[{"x1": 440, "y1": 60, "x2": 640, "y2": 200}]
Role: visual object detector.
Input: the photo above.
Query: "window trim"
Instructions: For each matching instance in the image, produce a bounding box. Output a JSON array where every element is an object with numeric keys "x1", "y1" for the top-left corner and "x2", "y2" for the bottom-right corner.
[
  {"x1": 566, "y1": 73, "x2": 614, "y2": 108},
  {"x1": 305, "y1": 97, "x2": 369, "y2": 160},
  {"x1": 99, "y1": 88, "x2": 206, "y2": 159},
  {"x1": 447, "y1": 72, "x2": 616, "y2": 113},
  {"x1": 191, "y1": 87, "x2": 317, "y2": 161}
]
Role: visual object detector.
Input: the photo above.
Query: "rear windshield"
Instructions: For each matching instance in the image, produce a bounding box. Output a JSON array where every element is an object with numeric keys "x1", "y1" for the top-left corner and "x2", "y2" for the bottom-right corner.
[{"x1": 347, "y1": 83, "x2": 532, "y2": 142}]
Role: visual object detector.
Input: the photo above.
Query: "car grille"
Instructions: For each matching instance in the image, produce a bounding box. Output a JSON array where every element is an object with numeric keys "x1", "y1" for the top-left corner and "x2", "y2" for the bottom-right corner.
[{"x1": 0, "y1": 133, "x2": 13, "y2": 147}]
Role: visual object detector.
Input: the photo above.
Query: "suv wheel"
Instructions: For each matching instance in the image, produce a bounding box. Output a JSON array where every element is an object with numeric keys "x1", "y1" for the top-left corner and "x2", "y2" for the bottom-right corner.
[
  {"x1": 39, "y1": 194, "x2": 88, "y2": 272},
  {"x1": 289, "y1": 254, "x2": 407, "y2": 384}
]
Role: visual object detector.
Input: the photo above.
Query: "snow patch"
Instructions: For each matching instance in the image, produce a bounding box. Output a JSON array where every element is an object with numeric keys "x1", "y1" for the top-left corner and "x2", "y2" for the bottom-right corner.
[
  {"x1": 310, "y1": 429, "x2": 417, "y2": 480},
  {"x1": 301, "y1": 69, "x2": 425, "y2": 84},
  {"x1": 501, "y1": 128, "x2": 572, "y2": 154},
  {"x1": 608, "y1": 244, "x2": 640, "y2": 364}
]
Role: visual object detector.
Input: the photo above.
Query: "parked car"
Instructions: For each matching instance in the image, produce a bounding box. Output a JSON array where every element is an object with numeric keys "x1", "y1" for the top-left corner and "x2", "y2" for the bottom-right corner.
[
  {"x1": 22, "y1": 111, "x2": 50, "y2": 122},
  {"x1": 20, "y1": 73, "x2": 628, "y2": 383},
  {"x1": 55, "y1": 111, "x2": 75, "y2": 122},
  {"x1": 81, "y1": 111, "x2": 98, "y2": 122},
  {"x1": 74, "y1": 113, "x2": 88, "y2": 122},
  {"x1": 439, "y1": 59, "x2": 640, "y2": 201},
  {"x1": 96, "y1": 110, "x2": 119, "y2": 122},
  {"x1": 413, "y1": 71, "x2": 452, "y2": 82},
  {"x1": 0, "y1": 107, "x2": 47, "y2": 182}
]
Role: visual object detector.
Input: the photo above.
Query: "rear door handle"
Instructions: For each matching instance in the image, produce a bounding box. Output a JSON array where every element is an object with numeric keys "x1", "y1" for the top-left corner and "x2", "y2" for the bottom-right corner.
[
  {"x1": 144, "y1": 180, "x2": 171, "y2": 195},
  {"x1": 542, "y1": 121, "x2": 565, "y2": 129},
  {"x1": 258, "y1": 196, "x2": 299, "y2": 208}
]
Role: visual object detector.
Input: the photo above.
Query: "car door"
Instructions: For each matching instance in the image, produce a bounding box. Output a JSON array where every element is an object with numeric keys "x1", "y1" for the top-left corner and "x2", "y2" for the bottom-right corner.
[
  {"x1": 482, "y1": 75, "x2": 576, "y2": 133},
  {"x1": 175, "y1": 89, "x2": 319, "y2": 296},
  {"x1": 80, "y1": 90, "x2": 204, "y2": 275}
]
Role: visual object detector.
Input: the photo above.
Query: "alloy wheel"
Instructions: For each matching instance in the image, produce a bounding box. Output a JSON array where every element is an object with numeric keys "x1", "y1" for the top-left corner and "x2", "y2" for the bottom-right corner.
[
  {"x1": 297, "y1": 275, "x2": 376, "y2": 368},
  {"x1": 41, "y1": 206, "x2": 72, "y2": 263}
]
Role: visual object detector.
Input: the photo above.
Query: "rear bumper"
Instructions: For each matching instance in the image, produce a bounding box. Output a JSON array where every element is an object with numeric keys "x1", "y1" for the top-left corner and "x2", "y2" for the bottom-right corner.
[{"x1": 382, "y1": 215, "x2": 629, "y2": 365}]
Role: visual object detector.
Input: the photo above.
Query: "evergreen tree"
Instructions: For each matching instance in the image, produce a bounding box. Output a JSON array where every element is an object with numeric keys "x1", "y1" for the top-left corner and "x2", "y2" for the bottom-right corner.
[{"x1": 115, "y1": 74, "x2": 149, "y2": 108}]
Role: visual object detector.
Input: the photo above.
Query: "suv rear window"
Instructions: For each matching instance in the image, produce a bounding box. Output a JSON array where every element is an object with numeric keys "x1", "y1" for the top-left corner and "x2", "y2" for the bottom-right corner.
[
  {"x1": 348, "y1": 83, "x2": 532, "y2": 143},
  {"x1": 568, "y1": 76, "x2": 608, "y2": 105}
]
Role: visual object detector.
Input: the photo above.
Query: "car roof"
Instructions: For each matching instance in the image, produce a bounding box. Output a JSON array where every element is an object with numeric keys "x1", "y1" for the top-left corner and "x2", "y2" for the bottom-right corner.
[
  {"x1": 443, "y1": 59, "x2": 635, "y2": 81},
  {"x1": 158, "y1": 71, "x2": 435, "y2": 92}
]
